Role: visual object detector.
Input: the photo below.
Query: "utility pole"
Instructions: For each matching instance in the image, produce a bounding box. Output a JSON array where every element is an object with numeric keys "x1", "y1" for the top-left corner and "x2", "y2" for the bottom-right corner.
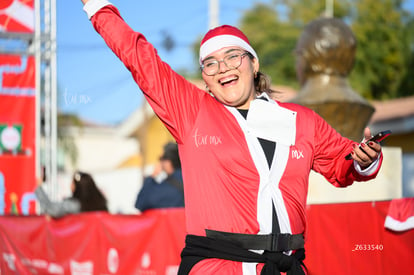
[
  {"x1": 325, "y1": 0, "x2": 334, "y2": 17},
  {"x1": 209, "y1": 0, "x2": 219, "y2": 29}
]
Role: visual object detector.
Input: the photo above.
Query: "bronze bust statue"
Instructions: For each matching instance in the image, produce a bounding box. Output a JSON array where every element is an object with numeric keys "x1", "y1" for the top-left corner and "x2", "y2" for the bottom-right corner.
[{"x1": 291, "y1": 17, "x2": 374, "y2": 141}]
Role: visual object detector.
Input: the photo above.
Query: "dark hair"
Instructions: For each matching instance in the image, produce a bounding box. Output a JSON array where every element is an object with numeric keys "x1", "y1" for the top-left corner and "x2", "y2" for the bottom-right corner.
[
  {"x1": 246, "y1": 52, "x2": 274, "y2": 97},
  {"x1": 72, "y1": 171, "x2": 108, "y2": 212},
  {"x1": 160, "y1": 142, "x2": 181, "y2": 170}
]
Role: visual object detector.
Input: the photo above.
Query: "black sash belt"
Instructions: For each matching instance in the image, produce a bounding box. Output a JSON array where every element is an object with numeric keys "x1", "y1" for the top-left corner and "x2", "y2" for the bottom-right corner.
[
  {"x1": 178, "y1": 234, "x2": 306, "y2": 275},
  {"x1": 178, "y1": 205, "x2": 306, "y2": 274},
  {"x1": 205, "y1": 229, "x2": 304, "y2": 252}
]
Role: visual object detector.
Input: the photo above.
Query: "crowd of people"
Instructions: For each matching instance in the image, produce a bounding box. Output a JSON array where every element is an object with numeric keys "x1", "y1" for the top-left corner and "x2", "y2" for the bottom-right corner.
[{"x1": 35, "y1": 141, "x2": 185, "y2": 218}]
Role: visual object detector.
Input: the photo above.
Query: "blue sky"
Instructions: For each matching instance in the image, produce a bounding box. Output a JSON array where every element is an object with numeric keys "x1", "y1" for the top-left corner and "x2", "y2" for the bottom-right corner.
[
  {"x1": 57, "y1": 0, "x2": 273, "y2": 125},
  {"x1": 57, "y1": 0, "x2": 414, "y2": 126}
]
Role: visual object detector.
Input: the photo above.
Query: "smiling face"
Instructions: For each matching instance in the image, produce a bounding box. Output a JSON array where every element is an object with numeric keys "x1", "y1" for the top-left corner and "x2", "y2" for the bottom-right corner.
[{"x1": 202, "y1": 47, "x2": 259, "y2": 110}]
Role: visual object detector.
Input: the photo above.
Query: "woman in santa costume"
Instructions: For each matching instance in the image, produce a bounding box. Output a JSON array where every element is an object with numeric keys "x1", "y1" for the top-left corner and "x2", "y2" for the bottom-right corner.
[{"x1": 80, "y1": 1, "x2": 383, "y2": 274}]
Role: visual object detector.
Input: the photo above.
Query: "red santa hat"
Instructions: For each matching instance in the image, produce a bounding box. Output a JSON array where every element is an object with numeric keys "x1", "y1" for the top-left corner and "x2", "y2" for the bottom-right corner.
[{"x1": 199, "y1": 25, "x2": 258, "y2": 65}]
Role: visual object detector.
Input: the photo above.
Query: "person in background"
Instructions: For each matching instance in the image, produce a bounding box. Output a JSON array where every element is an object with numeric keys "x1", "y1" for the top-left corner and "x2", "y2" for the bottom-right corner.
[
  {"x1": 35, "y1": 171, "x2": 108, "y2": 218},
  {"x1": 79, "y1": 1, "x2": 383, "y2": 274},
  {"x1": 135, "y1": 142, "x2": 184, "y2": 212}
]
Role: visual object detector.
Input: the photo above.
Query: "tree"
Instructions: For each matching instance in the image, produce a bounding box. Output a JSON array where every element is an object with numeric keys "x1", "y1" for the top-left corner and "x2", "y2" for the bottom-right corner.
[
  {"x1": 191, "y1": 0, "x2": 413, "y2": 99},
  {"x1": 350, "y1": 0, "x2": 407, "y2": 99},
  {"x1": 275, "y1": 0, "x2": 350, "y2": 25},
  {"x1": 240, "y1": 3, "x2": 300, "y2": 86},
  {"x1": 239, "y1": 1, "x2": 352, "y2": 88},
  {"x1": 397, "y1": 17, "x2": 414, "y2": 96},
  {"x1": 246, "y1": 0, "x2": 412, "y2": 99}
]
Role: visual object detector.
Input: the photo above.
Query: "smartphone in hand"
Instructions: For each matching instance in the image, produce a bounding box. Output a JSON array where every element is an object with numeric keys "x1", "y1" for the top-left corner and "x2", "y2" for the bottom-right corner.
[{"x1": 345, "y1": 130, "x2": 392, "y2": 160}]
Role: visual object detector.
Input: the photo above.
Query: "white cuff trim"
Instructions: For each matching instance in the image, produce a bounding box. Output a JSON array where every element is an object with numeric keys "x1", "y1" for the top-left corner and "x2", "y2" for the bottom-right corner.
[
  {"x1": 353, "y1": 152, "x2": 381, "y2": 176},
  {"x1": 83, "y1": 0, "x2": 111, "y2": 19}
]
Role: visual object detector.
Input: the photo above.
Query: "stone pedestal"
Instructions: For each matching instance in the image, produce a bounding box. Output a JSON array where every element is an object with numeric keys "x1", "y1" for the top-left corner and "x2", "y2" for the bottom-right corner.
[{"x1": 292, "y1": 75, "x2": 375, "y2": 141}]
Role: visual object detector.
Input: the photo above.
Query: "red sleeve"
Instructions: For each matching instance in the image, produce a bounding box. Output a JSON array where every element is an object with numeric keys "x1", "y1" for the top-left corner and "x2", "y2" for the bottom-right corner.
[
  {"x1": 90, "y1": 5, "x2": 204, "y2": 143},
  {"x1": 311, "y1": 111, "x2": 382, "y2": 187}
]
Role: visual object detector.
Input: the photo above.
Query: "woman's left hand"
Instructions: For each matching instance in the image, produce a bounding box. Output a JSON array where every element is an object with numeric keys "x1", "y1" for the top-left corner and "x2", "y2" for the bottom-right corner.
[{"x1": 351, "y1": 127, "x2": 382, "y2": 169}]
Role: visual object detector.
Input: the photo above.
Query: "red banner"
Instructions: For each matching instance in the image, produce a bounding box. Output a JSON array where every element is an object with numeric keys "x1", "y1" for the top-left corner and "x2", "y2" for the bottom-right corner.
[
  {"x1": 0, "y1": 202, "x2": 413, "y2": 274},
  {"x1": 0, "y1": 54, "x2": 36, "y2": 215},
  {"x1": 304, "y1": 200, "x2": 414, "y2": 274},
  {"x1": 0, "y1": 0, "x2": 34, "y2": 33},
  {"x1": 0, "y1": 209, "x2": 186, "y2": 274}
]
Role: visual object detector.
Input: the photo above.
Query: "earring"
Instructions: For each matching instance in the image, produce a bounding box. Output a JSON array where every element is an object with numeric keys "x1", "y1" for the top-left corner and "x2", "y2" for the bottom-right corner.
[
  {"x1": 254, "y1": 71, "x2": 258, "y2": 78},
  {"x1": 74, "y1": 172, "x2": 81, "y2": 182},
  {"x1": 205, "y1": 84, "x2": 214, "y2": 97}
]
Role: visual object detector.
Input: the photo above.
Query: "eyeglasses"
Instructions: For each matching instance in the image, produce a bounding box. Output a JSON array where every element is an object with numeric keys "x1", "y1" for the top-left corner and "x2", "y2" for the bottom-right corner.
[{"x1": 201, "y1": 52, "x2": 249, "y2": 76}]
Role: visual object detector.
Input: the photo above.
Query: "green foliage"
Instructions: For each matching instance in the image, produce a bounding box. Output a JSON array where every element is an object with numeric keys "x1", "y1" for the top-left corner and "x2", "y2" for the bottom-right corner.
[
  {"x1": 274, "y1": 0, "x2": 351, "y2": 25},
  {"x1": 239, "y1": 1, "x2": 353, "y2": 88},
  {"x1": 350, "y1": 0, "x2": 407, "y2": 99},
  {"x1": 397, "y1": 17, "x2": 414, "y2": 96},
  {"x1": 191, "y1": 0, "x2": 413, "y2": 99},
  {"x1": 240, "y1": 3, "x2": 300, "y2": 86}
]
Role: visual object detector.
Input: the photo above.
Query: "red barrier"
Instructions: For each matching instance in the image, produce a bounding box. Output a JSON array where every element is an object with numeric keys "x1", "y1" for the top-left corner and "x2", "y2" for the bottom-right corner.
[
  {"x1": 0, "y1": 209, "x2": 186, "y2": 274},
  {"x1": 304, "y1": 200, "x2": 414, "y2": 275},
  {"x1": 0, "y1": 201, "x2": 413, "y2": 274}
]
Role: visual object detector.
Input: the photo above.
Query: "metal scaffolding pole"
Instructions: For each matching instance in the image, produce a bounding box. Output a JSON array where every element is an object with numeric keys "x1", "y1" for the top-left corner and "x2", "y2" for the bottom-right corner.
[
  {"x1": 0, "y1": 0, "x2": 58, "y2": 203},
  {"x1": 35, "y1": 0, "x2": 41, "y2": 185},
  {"x1": 44, "y1": 0, "x2": 52, "y2": 195},
  {"x1": 42, "y1": 0, "x2": 58, "y2": 199},
  {"x1": 31, "y1": 0, "x2": 58, "y2": 199},
  {"x1": 50, "y1": 0, "x2": 58, "y2": 199}
]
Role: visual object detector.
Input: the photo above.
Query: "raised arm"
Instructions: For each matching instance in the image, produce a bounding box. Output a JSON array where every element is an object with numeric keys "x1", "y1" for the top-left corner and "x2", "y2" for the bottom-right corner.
[{"x1": 79, "y1": 0, "x2": 204, "y2": 143}]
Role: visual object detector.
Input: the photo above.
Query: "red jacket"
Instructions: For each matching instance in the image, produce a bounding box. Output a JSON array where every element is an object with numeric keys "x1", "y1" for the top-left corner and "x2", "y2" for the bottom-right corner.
[{"x1": 87, "y1": 4, "x2": 382, "y2": 274}]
